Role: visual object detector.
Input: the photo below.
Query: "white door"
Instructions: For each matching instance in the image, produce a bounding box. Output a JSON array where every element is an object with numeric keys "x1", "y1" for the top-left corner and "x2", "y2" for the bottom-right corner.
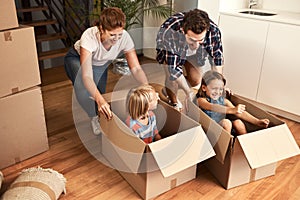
[
  {"x1": 257, "y1": 22, "x2": 300, "y2": 115},
  {"x1": 219, "y1": 14, "x2": 269, "y2": 100}
]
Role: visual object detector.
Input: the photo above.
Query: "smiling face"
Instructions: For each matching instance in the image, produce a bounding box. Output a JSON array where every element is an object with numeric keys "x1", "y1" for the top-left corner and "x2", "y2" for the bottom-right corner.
[
  {"x1": 185, "y1": 30, "x2": 206, "y2": 50},
  {"x1": 202, "y1": 79, "x2": 224, "y2": 100},
  {"x1": 101, "y1": 27, "x2": 124, "y2": 45},
  {"x1": 99, "y1": 7, "x2": 125, "y2": 46}
]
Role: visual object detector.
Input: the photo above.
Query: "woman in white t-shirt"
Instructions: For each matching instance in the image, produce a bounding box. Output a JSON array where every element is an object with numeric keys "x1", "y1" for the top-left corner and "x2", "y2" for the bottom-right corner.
[{"x1": 64, "y1": 7, "x2": 148, "y2": 135}]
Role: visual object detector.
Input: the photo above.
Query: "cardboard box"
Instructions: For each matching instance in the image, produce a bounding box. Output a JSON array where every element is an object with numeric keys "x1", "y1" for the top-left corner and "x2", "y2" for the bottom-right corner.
[
  {"x1": 186, "y1": 95, "x2": 300, "y2": 189},
  {"x1": 100, "y1": 90, "x2": 215, "y2": 199},
  {"x1": 0, "y1": 25, "x2": 40, "y2": 98},
  {"x1": 0, "y1": 0, "x2": 18, "y2": 31},
  {"x1": 0, "y1": 87, "x2": 49, "y2": 169}
]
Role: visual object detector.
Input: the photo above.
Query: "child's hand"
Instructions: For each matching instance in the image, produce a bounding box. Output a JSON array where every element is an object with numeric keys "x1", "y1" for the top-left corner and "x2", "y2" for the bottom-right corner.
[
  {"x1": 155, "y1": 134, "x2": 162, "y2": 141},
  {"x1": 235, "y1": 104, "x2": 246, "y2": 114}
]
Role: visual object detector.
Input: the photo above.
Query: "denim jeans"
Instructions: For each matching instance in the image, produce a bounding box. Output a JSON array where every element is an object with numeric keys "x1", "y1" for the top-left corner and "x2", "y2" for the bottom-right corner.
[{"x1": 64, "y1": 48, "x2": 109, "y2": 117}]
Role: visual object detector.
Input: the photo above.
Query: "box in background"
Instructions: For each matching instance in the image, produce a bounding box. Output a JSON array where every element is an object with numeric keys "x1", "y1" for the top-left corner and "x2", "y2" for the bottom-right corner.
[
  {"x1": 0, "y1": 25, "x2": 40, "y2": 98},
  {"x1": 0, "y1": 0, "x2": 18, "y2": 31},
  {"x1": 100, "y1": 90, "x2": 215, "y2": 199},
  {"x1": 0, "y1": 87, "x2": 49, "y2": 169},
  {"x1": 187, "y1": 95, "x2": 300, "y2": 189}
]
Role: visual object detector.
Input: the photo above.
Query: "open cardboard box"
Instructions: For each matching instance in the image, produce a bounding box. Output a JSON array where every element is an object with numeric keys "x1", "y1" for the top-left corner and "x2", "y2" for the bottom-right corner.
[
  {"x1": 186, "y1": 94, "x2": 300, "y2": 189},
  {"x1": 100, "y1": 90, "x2": 215, "y2": 199}
]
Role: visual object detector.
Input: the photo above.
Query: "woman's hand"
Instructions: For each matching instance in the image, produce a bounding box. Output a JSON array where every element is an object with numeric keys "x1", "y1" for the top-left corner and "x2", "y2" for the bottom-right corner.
[
  {"x1": 97, "y1": 100, "x2": 113, "y2": 120},
  {"x1": 80, "y1": 47, "x2": 113, "y2": 120}
]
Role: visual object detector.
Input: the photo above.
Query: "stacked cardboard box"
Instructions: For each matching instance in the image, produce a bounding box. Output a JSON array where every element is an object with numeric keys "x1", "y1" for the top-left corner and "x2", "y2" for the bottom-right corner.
[
  {"x1": 100, "y1": 90, "x2": 215, "y2": 200},
  {"x1": 0, "y1": 0, "x2": 18, "y2": 31},
  {"x1": 187, "y1": 95, "x2": 300, "y2": 189},
  {"x1": 0, "y1": 1, "x2": 49, "y2": 169}
]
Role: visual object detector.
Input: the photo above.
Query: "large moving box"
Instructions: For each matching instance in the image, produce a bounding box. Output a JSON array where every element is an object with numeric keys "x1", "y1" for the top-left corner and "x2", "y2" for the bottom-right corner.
[
  {"x1": 100, "y1": 90, "x2": 215, "y2": 199},
  {"x1": 0, "y1": 87, "x2": 49, "y2": 169},
  {"x1": 0, "y1": 26, "x2": 40, "y2": 98},
  {"x1": 187, "y1": 95, "x2": 300, "y2": 189},
  {"x1": 0, "y1": 0, "x2": 18, "y2": 31}
]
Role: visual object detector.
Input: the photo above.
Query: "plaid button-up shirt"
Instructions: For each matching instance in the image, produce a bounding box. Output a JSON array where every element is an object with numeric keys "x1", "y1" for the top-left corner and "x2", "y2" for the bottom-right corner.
[{"x1": 156, "y1": 12, "x2": 224, "y2": 80}]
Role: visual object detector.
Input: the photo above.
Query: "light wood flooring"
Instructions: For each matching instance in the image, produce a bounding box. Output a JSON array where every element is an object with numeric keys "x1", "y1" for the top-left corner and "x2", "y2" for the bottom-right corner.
[{"x1": 1, "y1": 61, "x2": 300, "y2": 200}]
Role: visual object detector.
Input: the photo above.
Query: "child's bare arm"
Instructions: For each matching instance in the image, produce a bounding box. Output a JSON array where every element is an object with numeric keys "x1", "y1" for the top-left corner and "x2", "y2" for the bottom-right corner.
[
  {"x1": 225, "y1": 99, "x2": 269, "y2": 127},
  {"x1": 198, "y1": 97, "x2": 244, "y2": 114},
  {"x1": 224, "y1": 99, "x2": 246, "y2": 114}
]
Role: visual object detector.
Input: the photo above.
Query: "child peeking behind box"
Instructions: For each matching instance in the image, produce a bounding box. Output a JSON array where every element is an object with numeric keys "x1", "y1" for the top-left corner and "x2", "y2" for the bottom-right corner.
[
  {"x1": 126, "y1": 85, "x2": 162, "y2": 143},
  {"x1": 195, "y1": 70, "x2": 270, "y2": 135}
]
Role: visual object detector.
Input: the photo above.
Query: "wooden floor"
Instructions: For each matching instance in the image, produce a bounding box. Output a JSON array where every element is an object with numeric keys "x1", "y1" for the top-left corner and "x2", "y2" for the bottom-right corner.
[{"x1": 1, "y1": 61, "x2": 300, "y2": 200}]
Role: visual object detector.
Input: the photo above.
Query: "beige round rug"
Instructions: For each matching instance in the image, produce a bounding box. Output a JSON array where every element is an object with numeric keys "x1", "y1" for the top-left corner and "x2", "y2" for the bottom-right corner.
[{"x1": 1, "y1": 167, "x2": 66, "y2": 200}]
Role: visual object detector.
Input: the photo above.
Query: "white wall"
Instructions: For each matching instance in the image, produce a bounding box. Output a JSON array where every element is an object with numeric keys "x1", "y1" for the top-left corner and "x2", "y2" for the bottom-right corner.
[
  {"x1": 173, "y1": 0, "x2": 197, "y2": 12},
  {"x1": 173, "y1": 0, "x2": 222, "y2": 25},
  {"x1": 198, "y1": 0, "x2": 220, "y2": 23},
  {"x1": 219, "y1": 0, "x2": 300, "y2": 13},
  {"x1": 262, "y1": 0, "x2": 300, "y2": 13},
  {"x1": 219, "y1": 0, "x2": 248, "y2": 11},
  {"x1": 143, "y1": 0, "x2": 170, "y2": 59}
]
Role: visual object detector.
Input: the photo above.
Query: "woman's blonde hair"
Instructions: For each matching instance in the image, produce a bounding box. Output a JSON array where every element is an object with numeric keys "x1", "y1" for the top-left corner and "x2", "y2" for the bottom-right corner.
[{"x1": 126, "y1": 85, "x2": 155, "y2": 120}]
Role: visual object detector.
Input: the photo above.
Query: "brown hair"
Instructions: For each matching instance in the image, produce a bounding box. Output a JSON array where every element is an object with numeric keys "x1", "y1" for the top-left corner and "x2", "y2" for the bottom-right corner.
[
  {"x1": 182, "y1": 9, "x2": 210, "y2": 34},
  {"x1": 126, "y1": 85, "x2": 155, "y2": 120},
  {"x1": 198, "y1": 70, "x2": 226, "y2": 98},
  {"x1": 99, "y1": 7, "x2": 126, "y2": 31}
]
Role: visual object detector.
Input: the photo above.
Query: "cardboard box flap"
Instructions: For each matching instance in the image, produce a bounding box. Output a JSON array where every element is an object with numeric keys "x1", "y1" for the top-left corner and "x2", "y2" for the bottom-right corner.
[
  {"x1": 187, "y1": 100, "x2": 232, "y2": 163},
  {"x1": 148, "y1": 126, "x2": 215, "y2": 177},
  {"x1": 100, "y1": 114, "x2": 146, "y2": 173},
  {"x1": 238, "y1": 124, "x2": 300, "y2": 169}
]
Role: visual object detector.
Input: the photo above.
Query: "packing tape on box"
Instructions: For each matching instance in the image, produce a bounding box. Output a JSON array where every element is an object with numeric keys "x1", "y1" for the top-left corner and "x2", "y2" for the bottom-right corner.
[
  {"x1": 4, "y1": 32, "x2": 12, "y2": 41},
  {"x1": 170, "y1": 178, "x2": 177, "y2": 189},
  {"x1": 10, "y1": 181, "x2": 56, "y2": 200},
  {"x1": 11, "y1": 87, "x2": 19, "y2": 94},
  {"x1": 14, "y1": 156, "x2": 21, "y2": 163}
]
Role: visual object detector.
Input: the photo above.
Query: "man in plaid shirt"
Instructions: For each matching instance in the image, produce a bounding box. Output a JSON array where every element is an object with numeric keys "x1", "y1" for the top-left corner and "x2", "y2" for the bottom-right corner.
[{"x1": 156, "y1": 9, "x2": 224, "y2": 111}]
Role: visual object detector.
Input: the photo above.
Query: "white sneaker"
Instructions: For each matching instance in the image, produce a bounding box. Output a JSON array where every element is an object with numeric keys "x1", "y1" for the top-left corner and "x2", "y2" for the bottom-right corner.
[
  {"x1": 176, "y1": 99, "x2": 182, "y2": 109},
  {"x1": 162, "y1": 88, "x2": 183, "y2": 110},
  {"x1": 91, "y1": 116, "x2": 101, "y2": 135},
  {"x1": 172, "y1": 99, "x2": 183, "y2": 111}
]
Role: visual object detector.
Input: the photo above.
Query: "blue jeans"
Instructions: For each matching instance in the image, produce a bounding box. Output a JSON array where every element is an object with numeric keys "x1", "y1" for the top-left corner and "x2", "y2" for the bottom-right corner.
[{"x1": 64, "y1": 48, "x2": 109, "y2": 117}]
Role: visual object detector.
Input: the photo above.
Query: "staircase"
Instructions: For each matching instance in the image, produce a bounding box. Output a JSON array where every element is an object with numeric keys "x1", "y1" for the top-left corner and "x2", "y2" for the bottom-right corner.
[
  {"x1": 17, "y1": 2, "x2": 68, "y2": 69},
  {"x1": 15, "y1": 0, "x2": 91, "y2": 85}
]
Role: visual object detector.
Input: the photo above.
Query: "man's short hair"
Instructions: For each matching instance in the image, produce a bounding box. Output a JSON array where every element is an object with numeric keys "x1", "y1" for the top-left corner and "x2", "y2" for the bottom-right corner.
[{"x1": 182, "y1": 9, "x2": 210, "y2": 34}]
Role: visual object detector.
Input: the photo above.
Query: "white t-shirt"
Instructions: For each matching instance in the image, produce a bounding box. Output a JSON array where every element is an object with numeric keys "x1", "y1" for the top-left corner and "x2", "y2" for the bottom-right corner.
[{"x1": 74, "y1": 26, "x2": 135, "y2": 66}]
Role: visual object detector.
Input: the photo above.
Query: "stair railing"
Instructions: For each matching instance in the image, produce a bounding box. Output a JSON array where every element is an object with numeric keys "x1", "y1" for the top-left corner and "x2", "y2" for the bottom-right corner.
[{"x1": 34, "y1": 0, "x2": 93, "y2": 45}]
